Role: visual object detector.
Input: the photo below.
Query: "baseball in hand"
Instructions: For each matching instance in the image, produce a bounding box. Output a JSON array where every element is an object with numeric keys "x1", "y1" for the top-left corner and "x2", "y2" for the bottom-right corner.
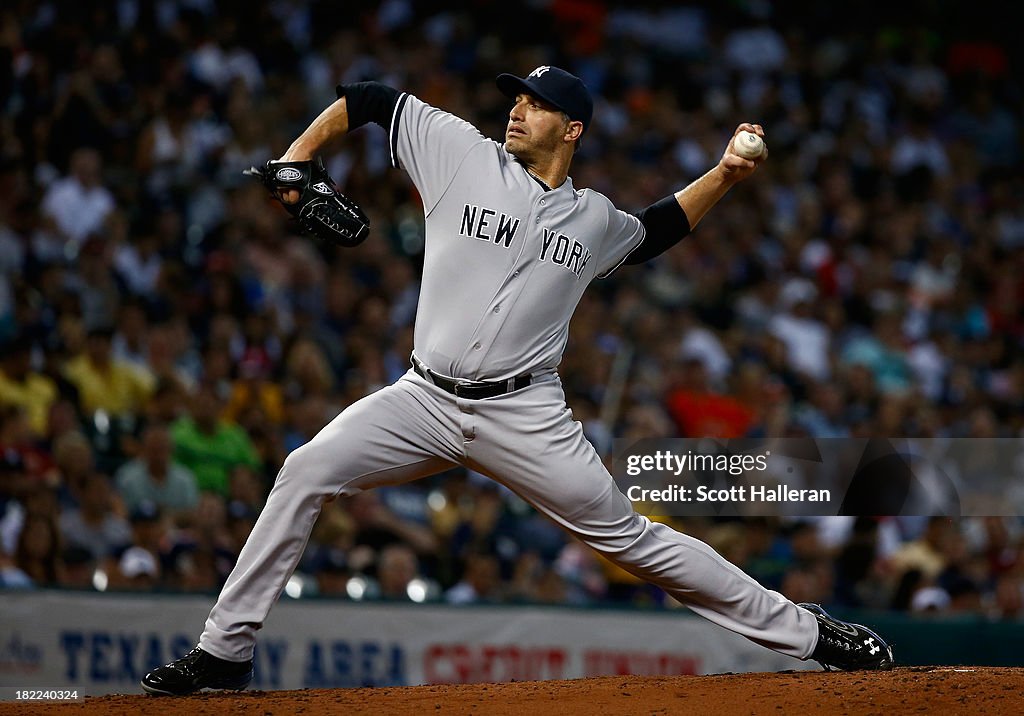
[{"x1": 733, "y1": 130, "x2": 766, "y2": 159}]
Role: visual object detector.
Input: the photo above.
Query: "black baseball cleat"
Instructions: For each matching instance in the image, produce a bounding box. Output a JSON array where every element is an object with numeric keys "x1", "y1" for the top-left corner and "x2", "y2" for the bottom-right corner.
[
  {"x1": 799, "y1": 603, "x2": 895, "y2": 671},
  {"x1": 141, "y1": 646, "x2": 254, "y2": 696}
]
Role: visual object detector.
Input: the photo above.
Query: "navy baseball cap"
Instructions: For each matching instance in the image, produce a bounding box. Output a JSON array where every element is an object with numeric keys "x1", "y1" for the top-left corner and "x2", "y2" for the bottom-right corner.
[{"x1": 496, "y1": 66, "x2": 593, "y2": 132}]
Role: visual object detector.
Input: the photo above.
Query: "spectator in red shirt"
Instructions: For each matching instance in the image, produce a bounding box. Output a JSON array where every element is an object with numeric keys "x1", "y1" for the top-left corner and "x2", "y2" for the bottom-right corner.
[{"x1": 666, "y1": 358, "x2": 754, "y2": 438}]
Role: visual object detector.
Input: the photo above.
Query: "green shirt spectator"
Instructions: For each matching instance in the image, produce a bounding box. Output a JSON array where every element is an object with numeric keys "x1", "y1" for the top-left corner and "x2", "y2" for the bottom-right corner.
[{"x1": 170, "y1": 385, "x2": 260, "y2": 495}]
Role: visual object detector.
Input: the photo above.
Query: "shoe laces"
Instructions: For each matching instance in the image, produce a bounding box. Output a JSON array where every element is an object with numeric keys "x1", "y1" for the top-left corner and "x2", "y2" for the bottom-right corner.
[{"x1": 167, "y1": 647, "x2": 206, "y2": 676}]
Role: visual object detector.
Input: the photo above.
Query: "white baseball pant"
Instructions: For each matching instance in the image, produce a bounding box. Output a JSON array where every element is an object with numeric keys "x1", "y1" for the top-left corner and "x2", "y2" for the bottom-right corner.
[{"x1": 199, "y1": 369, "x2": 818, "y2": 662}]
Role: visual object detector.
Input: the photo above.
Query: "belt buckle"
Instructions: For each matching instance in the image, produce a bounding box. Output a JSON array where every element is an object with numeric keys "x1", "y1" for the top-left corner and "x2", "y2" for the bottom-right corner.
[{"x1": 453, "y1": 381, "x2": 472, "y2": 397}]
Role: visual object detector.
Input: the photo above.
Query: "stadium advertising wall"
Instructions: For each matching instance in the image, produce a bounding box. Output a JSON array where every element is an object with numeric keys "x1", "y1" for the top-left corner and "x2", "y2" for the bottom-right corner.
[{"x1": 0, "y1": 591, "x2": 813, "y2": 695}]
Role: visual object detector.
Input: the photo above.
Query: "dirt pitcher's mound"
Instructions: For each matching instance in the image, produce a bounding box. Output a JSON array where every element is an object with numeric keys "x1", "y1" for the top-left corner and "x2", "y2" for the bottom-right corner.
[{"x1": 4, "y1": 667, "x2": 1021, "y2": 715}]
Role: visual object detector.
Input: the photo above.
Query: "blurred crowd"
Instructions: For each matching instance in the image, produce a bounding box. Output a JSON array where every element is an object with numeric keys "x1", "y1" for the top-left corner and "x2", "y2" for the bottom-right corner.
[{"x1": 1, "y1": 0, "x2": 1023, "y2": 620}]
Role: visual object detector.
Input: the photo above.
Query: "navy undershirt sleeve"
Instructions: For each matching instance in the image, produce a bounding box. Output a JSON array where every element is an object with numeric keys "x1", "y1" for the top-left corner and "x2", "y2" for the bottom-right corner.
[
  {"x1": 337, "y1": 81, "x2": 402, "y2": 132},
  {"x1": 626, "y1": 195, "x2": 692, "y2": 264}
]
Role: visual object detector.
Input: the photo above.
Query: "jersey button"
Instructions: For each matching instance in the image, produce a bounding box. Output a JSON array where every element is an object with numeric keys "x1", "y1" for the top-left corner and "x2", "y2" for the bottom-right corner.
[
  {"x1": 513, "y1": 270, "x2": 520, "y2": 277},
  {"x1": 473, "y1": 342, "x2": 482, "y2": 350},
  {"x1": 540, "y1": 199, "x2": 546, "y2": 205},
  {"x1": 493, "y1": 305, "x2": 501, "y2": 313}
]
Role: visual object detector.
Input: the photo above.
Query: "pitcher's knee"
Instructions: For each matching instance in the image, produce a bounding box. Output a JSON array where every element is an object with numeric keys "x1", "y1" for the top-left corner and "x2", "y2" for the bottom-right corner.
[
  {"x1": 274, "y1": 443, "x2": 338, "y2": 496},
  {"x1": 577, "y1": 511, "x2": 651, "y2": 557},
  {"x1": 580, "y1": 514, "x2": 675, "y2": 581}
]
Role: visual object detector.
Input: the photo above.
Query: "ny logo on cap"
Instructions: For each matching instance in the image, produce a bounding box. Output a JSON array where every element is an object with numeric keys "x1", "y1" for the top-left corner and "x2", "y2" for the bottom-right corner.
[{"x1": 528, "y1": 66, "x2": 551, "y2": 78}]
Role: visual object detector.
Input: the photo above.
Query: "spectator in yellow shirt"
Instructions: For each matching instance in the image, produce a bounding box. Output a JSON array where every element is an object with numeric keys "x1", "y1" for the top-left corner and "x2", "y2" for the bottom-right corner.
[
  {"x1": 0, "y1": 335, "x2": 58, "y2": 437},
  {"x1": 63, "y1": 326, "x2": 154, "y2": 417},
  {"x1": 222, "y1": 355, "x2": 285, "y2": 428}
]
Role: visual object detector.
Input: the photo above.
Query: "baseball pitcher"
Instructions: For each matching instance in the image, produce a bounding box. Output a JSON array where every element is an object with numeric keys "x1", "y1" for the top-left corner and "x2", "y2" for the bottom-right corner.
[{"x1": 142, "y1": 66, "x2": 893, "y2": 695}]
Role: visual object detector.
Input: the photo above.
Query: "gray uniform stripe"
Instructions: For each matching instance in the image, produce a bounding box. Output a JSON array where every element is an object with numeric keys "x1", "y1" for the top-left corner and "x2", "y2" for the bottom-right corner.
[{"x1": 597, "y1": 223, "x2": 646, "y2": 279}]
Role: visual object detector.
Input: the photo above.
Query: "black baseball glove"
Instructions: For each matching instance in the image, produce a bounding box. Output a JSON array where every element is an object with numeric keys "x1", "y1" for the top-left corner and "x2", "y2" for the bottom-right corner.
[{"x1": 244, "y1": 158, "x2": 370, "y2": 247}]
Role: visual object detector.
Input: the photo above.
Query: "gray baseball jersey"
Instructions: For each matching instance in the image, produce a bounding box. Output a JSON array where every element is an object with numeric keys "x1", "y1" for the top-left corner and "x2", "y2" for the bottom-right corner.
[
  {"x1": 198, "y1": 92, "x2": 819, "y2": 667},
  {"x1": 394, "y1": 93, "x2": 644, "y2": 380}
]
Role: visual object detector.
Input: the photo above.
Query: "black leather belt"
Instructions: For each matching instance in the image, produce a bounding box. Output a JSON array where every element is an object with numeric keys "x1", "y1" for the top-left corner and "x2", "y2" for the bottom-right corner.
[{"x1": 411, "y1": 356, "x2": 532, "y2": 399}]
